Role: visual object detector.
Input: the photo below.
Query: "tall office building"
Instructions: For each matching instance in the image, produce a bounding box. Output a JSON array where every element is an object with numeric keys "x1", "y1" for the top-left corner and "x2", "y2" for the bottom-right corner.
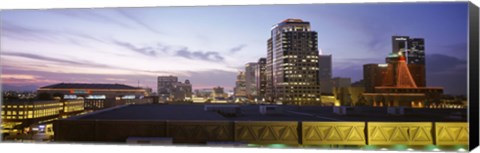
[
  {"x1": 255, "y1": 58, "x2": 267, "y2": 100},
  {"x1": 318, "y1": 54, "x2": 332, "y2": 94},
  {"x1": 157, "y1": 76, "x2": 192, "y2": 102},
  {"x1": 266, "y1": 38, "x2": 274, "y2": 102},
  {"x1": 265, "y1": 18, "x2": 321, "y2": 105},
  {"x1": 245, "y1": 63, "x2": 258, "y2": 99},
  {"x1": 234, "y1": 72, "x2": 247, "y2": 100},
  {"x1": 391, "y1": 36, "x2": 426, "y2": 87},
  {"x1": 363, "y1": 63, "x2": 388, "y2": 93},
  {"x1": 392, "y1": 36, "x2": 410, "y2": 54},
  {"x1": 157, "y1": 76, "x2": 178, "y2": 101}
]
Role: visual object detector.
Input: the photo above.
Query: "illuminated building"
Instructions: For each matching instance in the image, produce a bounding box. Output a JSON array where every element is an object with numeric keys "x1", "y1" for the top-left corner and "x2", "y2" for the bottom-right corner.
[
  {"x1": 1, "y1": 99, "x2": 84, "y2": 139},
  {"x1": 265, "y1": 18, "x2": 321, "y2": 105},
  {"x1": 157, "y1": 76, "x2": 192, "y2": 102},
  {"x1": 255, "y1": 58, "x2": 267, "y2": 101},
  {"x1": 158, "y1": 76, "x2": 178, "y2": 102},
  {"x1": 392, "y1": 36, "x2": 426, "y2": 87},
  {"x1": 37, "y1": 83, "x2": 149, "y2": 110},
  {"x1": 363, "y1": 63, "x2": 389, "y2": 93},
  {"x1": 212, "y1": 86, "x2": 228, "y2": 103},
  {"x1": 362, "y1": 53, "x2": 443, "y2": 108},
  {"x1": 245, "y1": 63, "x2": 258, "y2": 100},
  {"x1": 172, "y1": 80, "x2": 193, "y2": 102},
  {"x1": 233, "y1": 72, "x2": 247, "y2": 102},
  {"x1": 318, "y1": 54, "x2": 333, "y2": 94}
]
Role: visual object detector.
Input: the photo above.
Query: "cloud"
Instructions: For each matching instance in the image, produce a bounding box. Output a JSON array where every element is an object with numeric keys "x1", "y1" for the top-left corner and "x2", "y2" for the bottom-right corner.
[
  {"x1": 2, "y1": 22, "x2": 108, "y2": 47},
  {"x1": 50, "y1": 9, "x2": 132, "y2": 29},
  {"x1": 112, "y1": 40, "x2": 158, "y2": 56},
  {"x1": 116, "y1": 10, "x2": 163, "y2": 34},
  {"x1": 426, "y1": 54, "x2": 466, "y2": 74},
  {"x1": 2, "y1": 22, "x2": 58, "y2": 42},
  {"x1": 426, "y1": 54, "x2": 467, "y2": 95},
  {"x1": 3, "y1": 52, "x2": 89, "y2": 66},
  {"x1": 229, "y1": 44, "x2": 247, "y2": 54},
  {"x1": 175, "y1": 47, "x2": 224, "y2": 62}
]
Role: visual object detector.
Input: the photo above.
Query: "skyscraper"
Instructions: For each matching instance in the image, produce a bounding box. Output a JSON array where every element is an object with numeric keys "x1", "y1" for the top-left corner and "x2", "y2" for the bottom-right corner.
[
  {"x1": 391, "y1": 36, "x2": 426, "y2": 87},
  {"x1": 266, "y1": 19, "x2": 321, "y2": 105},
  {"x1": 157, "y1": 76, "x2": 178, "y2": 101},
  {"x1": 255, "y1": 58, "x2": 267, "y2": 100},
  {"x1": 392, "y1": 36, "x2": 410, "y2": 54},
  {"x1": 234, "y1": 71, "x2": 247, "y2": 101},
  {"x1": 157, "y1": 76, "x2": 192, "y2": 102},
  {"x1": 245, "y1": 63, "x2": 258, "y2": 100},
  {"x1": 318, "y1": 54, "x2": 332, "y2": 94}
]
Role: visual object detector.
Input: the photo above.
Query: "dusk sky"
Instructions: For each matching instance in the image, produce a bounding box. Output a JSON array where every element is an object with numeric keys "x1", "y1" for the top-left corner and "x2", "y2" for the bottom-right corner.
[{"x1": 0, "y1": 2, "x2": 469, "y2": 95}]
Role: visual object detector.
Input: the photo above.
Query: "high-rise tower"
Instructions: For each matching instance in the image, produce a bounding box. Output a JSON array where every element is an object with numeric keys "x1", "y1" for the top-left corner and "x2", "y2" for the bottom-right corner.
[
  {"x1": 255, "y1": 58, "x2": 267, "y2": 100},
  {"x1": 391, "y1": 36, "x2": 426, "y2": 87},
  {"x1": 318, "y1": 54, "x2": 332, "y2": 94},
  {"x1": 265, "y1": 19, "x2": 321, "y2": 105}
]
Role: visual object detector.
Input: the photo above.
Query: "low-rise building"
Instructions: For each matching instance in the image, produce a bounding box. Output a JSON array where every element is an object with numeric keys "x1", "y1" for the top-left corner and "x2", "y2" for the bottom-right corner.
[
  {"x1": 1, "y1": 99, "x2": 85, "y2": 139},
  {"x1": 37, "y1": 83, "x2": 149, "y2": 110}
]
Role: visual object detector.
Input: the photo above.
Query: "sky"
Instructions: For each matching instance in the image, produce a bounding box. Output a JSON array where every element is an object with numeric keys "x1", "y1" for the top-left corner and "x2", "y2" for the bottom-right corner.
[{"x1": 0, "y1": 2, "x2": 469, "y2": 95}]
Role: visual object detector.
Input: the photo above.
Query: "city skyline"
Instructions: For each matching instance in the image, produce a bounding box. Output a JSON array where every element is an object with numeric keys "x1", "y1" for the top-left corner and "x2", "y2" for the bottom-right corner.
[{"x1": 1, "y1": 2, "x2": 468, "y2": 95}]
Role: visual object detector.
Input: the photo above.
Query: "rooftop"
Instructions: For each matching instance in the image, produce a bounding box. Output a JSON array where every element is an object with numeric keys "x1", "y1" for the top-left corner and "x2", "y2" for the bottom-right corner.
[
  {"x1": 39, "y1": 83, "x2": 142, "y2": 90},
  {"x1": 69, "y1": 104, "x2": 467, "y2": 122}
]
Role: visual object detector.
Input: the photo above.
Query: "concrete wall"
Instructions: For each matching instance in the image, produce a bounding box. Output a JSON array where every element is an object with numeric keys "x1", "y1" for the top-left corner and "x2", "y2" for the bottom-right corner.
[{"x1": 54, "y1": 120, "x2": 468, "y2": 146}]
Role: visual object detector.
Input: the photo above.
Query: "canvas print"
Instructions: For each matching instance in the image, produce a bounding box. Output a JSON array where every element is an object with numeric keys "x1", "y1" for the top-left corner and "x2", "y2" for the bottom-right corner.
[{"x1": 0, "y1": 2, "x2": 478, "y2": 152}]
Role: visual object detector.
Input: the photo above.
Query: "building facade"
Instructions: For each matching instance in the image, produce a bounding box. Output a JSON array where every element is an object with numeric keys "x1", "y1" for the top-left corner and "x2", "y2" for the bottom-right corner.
[
  {"x1": 234, "y1": 72, "x2": 247, "y2": 102},
  {"x1": 265, "y1": 18, "x2": 321, "y2": 105},
  {"x1": 157, "y1": 76, "x2": 192, "y2": 102},
  {"x1": 37, "y1": 83, "x2": 149, "y2": 110},
  {"x1": 255, "y1": 58, "x2": 267, "y2": 101},
  {"x1": 332, "y1": 77, "x2": 351, "y2": 88},
  {"x1": 363, "y1": 63, "x2": 389, "y2": 93},
  {"x1": 362, "y1": 53, "x2": 443, "y2": 108},
  {"x1": 245, "y1": 63, "x2": 258, "y2": 100},
  {"x1": 391, "y1": 36, "x2": 426, "y2": 87},
  {"x1": 1, "y1": 99, "x2": 84, "y2": 138},
  {"x1": 318, "y1": 54, "x2": 333, "y2": 94}
]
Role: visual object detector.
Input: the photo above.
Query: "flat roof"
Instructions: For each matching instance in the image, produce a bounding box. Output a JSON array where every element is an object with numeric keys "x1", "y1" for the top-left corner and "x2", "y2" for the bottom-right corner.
[
  {"x1": 40, "y1": 83, "x2": 142, "y2": 90},
  {"x1": 69, "y1": 104, "x2": 467, "y2": 122}
]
